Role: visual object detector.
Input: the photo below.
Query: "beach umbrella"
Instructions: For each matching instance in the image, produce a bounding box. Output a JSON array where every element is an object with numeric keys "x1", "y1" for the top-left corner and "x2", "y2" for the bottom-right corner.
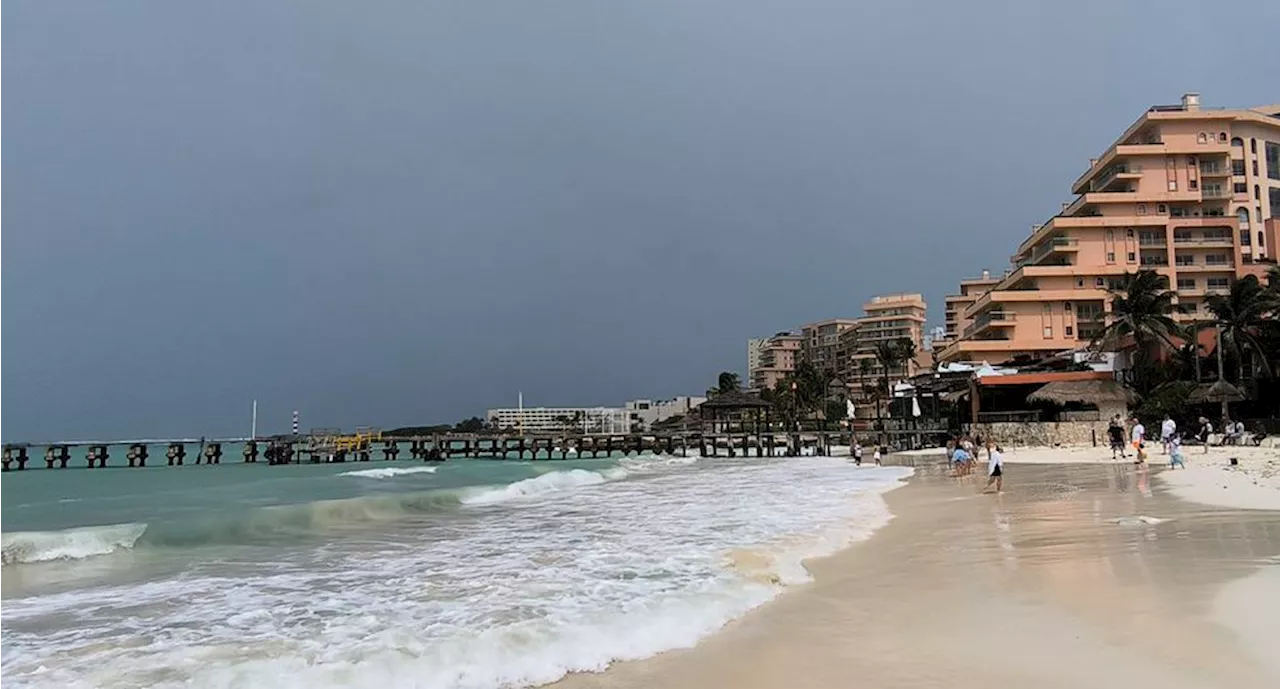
[{"x1": 1186, "y1": 380, "x2": 1246, "y2": 403}]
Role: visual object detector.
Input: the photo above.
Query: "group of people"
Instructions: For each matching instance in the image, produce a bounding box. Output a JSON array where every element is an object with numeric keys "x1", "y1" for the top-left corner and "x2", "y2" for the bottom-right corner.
[
  {"x1": 851, "y1": 441, "x2": 882, "y2": 467},
  {"x1": 1108, "y1": 414, "x2": 1195, "y2": 469},
  {"x1": 946, "y1": 435, "x2": 1004, "y2": 493}
]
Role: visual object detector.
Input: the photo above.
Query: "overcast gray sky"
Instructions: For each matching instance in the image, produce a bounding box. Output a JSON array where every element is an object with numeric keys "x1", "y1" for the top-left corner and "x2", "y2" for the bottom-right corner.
[{"x1": 4, "y1": 1, "x2": 1278, "y2": 440}]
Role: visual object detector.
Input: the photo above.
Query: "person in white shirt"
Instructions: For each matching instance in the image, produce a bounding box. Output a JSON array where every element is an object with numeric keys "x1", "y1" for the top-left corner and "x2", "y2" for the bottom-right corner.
[
  {"x1": 983, "y1": 442, "x2": 1004, "y2": 493},
  {"x1": 1131, "y1": 418, "x2": 1146, "y2": 464},
  {"x1": 1160, "y1": 415, "x2": 1177, "y2": 454}
]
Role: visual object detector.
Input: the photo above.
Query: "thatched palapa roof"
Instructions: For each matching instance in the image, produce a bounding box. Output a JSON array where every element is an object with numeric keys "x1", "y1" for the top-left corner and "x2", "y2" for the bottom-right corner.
[
  {"x1": 1186, "y1": 380, "x2": 1246, "y2": 404},
  {"x1": 699, "y1": 390, "x2": 771, "y2": 409},
  {"x1": 1026, "y1": 379, "x2": 1136, "y2": 407}
]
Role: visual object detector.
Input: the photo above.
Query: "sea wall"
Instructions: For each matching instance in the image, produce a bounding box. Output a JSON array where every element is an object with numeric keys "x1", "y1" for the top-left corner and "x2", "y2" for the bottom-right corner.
[{"x1": 966, "y1": 420, "x2": 1111, "y2": 448}]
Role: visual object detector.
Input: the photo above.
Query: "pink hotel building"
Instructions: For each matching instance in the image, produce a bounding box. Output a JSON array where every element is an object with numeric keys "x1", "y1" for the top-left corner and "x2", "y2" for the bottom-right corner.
[{"x1": 938, "y1": 94, "x2": 1280, "y2": 364}]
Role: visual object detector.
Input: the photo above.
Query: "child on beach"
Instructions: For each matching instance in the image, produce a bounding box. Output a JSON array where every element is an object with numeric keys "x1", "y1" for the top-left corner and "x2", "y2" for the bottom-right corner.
[
  {"x1": 950, "y1": 445, "x2": 971, "y2": 476},
  {"x1": 983, "y1": 442, "x2": 1003, "y2": 493},
  {"x1": 1169, "y1": 435, "x2": 1186, "y2": 469}
]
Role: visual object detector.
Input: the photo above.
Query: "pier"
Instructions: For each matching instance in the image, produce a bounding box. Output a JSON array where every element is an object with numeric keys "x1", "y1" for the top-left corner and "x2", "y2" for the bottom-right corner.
[{"x1": 0, "y1": 430, "x2": 856, "y2": 471}]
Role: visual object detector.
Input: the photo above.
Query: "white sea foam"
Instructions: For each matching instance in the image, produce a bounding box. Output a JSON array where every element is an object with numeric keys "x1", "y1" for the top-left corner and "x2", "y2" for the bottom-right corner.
[
  {"x1": 1, "y1": 523, "x2": 148, "y2": 566},
  {"x1": 459, "y1": 469, "x2": 612, "y2": 505},
  {"x1": 3, "y1": 458, "x2": 912, "y2": 689},
  {"x1": 337, "y1": 466, "x2": 438, "y2": 479}
]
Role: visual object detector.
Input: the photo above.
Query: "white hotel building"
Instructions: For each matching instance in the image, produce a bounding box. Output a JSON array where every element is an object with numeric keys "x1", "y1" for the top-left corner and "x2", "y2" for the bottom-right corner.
[{"x1": 486, "y1": 396, "x2": 705, "y2": 434}]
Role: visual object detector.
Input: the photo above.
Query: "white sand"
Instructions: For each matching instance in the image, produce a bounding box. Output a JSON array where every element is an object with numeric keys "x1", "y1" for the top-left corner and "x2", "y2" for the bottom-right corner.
[{"x1": 897, "y1": 444, "x2": 1280, "y2": 510}]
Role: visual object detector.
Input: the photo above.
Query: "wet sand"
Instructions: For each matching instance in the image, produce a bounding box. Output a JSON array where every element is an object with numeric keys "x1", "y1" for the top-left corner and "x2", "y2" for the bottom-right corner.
[{"x1": 556, "y1": 463, "x2": 1280, "y2": 689}]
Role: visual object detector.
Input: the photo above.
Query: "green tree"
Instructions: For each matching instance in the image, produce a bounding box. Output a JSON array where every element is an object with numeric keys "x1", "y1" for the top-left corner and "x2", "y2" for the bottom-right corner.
[
  {"x1": 872, "y1": 338, "x2": 915, "y2": 444},
  {"x1": 454, "y1": 417, "x2": 485, "y2": 433},
  {"x1": 717, "y1": 371, "x2": 742, "y2": 394},
  {"x1": 1205, "y1": 274, "x2": 1280, "y2": 382},
  {"x1": 1092, "y1": 270, "x2": 1182, "y2": 391}
]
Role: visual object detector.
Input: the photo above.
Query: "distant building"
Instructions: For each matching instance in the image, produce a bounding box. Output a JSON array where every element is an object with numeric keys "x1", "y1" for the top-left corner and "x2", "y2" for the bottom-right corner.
[
  {"x1": 625, "y1": 396, "x2": 706, "y2": 431},
  {"x1": 746, "y1": 338, "x2": 767, "y2": 381},
  {"x1": 799, "y1": 318, "x2": 861, "y2": 378},
  {"x1": 749, "y1": 332, "x2": 803, "y2": 390},
  {"x1": 485, "y1": 407, "x2": 631, "y2": 434},
  {"x1": 835, "y1": 293, "x2": 930, "y2": 402}
]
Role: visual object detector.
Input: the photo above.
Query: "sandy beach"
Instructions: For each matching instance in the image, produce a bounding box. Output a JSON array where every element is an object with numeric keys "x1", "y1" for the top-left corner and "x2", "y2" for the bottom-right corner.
[{"x1": 555, "y1": 459, "x2": 1280, "y2": 689}]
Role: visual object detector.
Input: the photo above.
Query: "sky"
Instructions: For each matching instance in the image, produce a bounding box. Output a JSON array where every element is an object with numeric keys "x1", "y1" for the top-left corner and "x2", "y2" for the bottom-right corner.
[{"x1": 4, "y1": 0, "x2": 1279, "y2": 441}]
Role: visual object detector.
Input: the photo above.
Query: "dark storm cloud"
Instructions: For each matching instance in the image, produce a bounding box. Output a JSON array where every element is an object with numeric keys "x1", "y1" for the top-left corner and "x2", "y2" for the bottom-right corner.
[{"x1": 4, "y1": 0, "x2": 1278, "y2": 439}]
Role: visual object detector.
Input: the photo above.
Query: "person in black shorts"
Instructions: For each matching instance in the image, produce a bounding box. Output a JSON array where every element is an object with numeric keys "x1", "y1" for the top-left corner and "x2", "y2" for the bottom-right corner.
[{"x1": 1107, "y1": 415, "x2": 1127, "y2": 459}]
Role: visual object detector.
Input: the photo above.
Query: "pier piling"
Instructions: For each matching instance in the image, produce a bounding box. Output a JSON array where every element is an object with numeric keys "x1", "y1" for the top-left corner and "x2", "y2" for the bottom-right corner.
[
  {"x1": 166, "y1": 443, "x2": 186, "y2": 466},
  {"x1": 127, "y1": 443, "x2": 148, "y2": 467},
  {"x1": 2, "y1": 445, "x2": 30, "y2": 471}
]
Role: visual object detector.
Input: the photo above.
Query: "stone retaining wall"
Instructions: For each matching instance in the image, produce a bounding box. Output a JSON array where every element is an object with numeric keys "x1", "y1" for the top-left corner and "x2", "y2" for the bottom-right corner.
[{"x1": 966, "y1": 420, "x2": 1111, "y2": 448}]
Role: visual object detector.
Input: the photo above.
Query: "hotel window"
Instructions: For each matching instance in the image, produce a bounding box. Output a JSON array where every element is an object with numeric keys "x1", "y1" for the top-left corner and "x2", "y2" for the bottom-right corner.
[
  {"x1": 1233, "y1": 159, "x2": 1246, "y2": 175},
  {"x1": 1127, "y1": 252, "x2": 1136, "y2": 263},
  {"x1": 1267, "y1": 142, "x2": 1280, "y2": 180},
  {"x1": 1188, "y1": 156, "x2": 1197, "y2": 165},
  {"x1": 1272, "y1": 188, "x2": 1280, "y2": 217},
  {"x1": 1260, "y1": 231, "x2": 1266, "y2": 247},
  {"x1": 1207, "y1": 277, "x2": 1230, "y2": 290},
  {"x1": 1158, "y1": 204, "x2": 1168, "y2": 214},
  {"x1": 1259, "y1": 207, "x2": 1265, "y2": 223},
  {"x1": 1095, "y1": 277, "x2": 1105, "y2": 287},
  {"x1": 1043, "y1": 327, "x2": 1053, "y2": 338},
  {"x1": 1254, "y1": 161, "x2": 1260, "y2": 176},
  {"x1": 1235, "y1": 182, "x2": 1248, "y2": 194},
  {"x1": 1205, "y1": 253, "x2": 1229, "y2": 265},
  {"x1": 1232, "y1": 137, "x2": 1244, "y2": 147},
  {"x1": 1168, "y1": 179, "x2": 1178, "y2": 191},
  {"x1": 1065, "y1": 325, "x2": 1074, "y2": 337},
  {"x1": 1126, "y1": 228, "x2": 1134, "y2": 238},
  {"x1": 1174, "y1": 229, "x2": 1192, "y2": 243},
  {"x1": 1137, "y1": 203, "x2": 1147, "y2": 215},
  {"x1": 1256, "y1": 185, "x2": 1262, "y2": 200},
  {"x1": 1106, "y1": 252, "x2": 1116, "y2": 263},
  {"x1": 1197, "y1": 132, "x2": 1208, "y2": 144},
  {"x1": 1189, "y1": 179, "x2": 1199, "y2": 190},
  {"x1": 1177, "y1": 278, "x2": 1195, "y2": 290},
  {"x1": 1076, "y1": 277, "x2": 1085, "y2": 288},
  {"x1": 1252, "y1": 139, "x2": 1258, "y2": 153},
  {"x1": 1219, "y1": 132, "x2": 1229, "y2": 143},
  {"x1": 1241, "y1": 230, "x2": 1252, "y2": 245}
]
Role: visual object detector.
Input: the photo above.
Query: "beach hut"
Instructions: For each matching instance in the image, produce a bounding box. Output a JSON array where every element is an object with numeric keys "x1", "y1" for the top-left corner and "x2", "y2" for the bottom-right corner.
[{"x1": 1026, "y1": 378, "x2": 1136, "y2": 422}]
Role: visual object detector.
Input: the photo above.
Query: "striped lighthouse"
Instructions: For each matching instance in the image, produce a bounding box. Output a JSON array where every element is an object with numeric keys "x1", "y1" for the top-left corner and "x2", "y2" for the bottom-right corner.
[{"x1": 292, "y1": 410, "x2": 299, "y2": 437}]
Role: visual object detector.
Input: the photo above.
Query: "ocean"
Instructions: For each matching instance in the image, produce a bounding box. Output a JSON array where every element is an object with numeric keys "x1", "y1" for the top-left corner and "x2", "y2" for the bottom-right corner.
[{"x1": 1, "y1": 453, "x2": 911, "y2": 689}]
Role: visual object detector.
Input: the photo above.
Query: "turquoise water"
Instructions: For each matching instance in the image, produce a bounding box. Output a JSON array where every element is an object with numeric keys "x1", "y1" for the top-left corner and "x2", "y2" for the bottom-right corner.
[{"x1": 1, "y1": 453, "x2": 911, "y2": 689}]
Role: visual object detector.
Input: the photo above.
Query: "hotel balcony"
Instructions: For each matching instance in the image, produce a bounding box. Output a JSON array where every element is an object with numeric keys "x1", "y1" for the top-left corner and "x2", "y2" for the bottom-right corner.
[
  {"x1": 1071, "y1": 142, "x2": 1231, "y2": 193},
  {"x1": 1015, "y1": 237, "x2": 1079, "y2": 268},
  {"x1": 1199, "y1": 161, "x2": 1231, "y2": 178},
  {"x1": 1173, "y1": 233, "x2": 1234, "y2": 247},
  {"x1": 965, "y1": 288, "x2": 1109, "y2": 319},
  {"x1": 1173, "y1": 259, "x2": 1235, "y2": 272},
  {"x1": 961, "y1": 311, "x2": 1017, "y2": 338}
]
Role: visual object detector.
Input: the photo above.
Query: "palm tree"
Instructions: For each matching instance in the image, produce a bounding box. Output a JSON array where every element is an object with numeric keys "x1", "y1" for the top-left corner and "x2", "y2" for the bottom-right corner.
[
  {"x1": 1205, "y1": 274, "x2": 1280, "y2": 382},
  {"x1": 872, "y1": 338, "x2": 915, "y2": 445},
  {"x1": 716, "y1": 371, "x2": 741, "y2": 395},
  {"x1": 1092, "y1": 270, "x2": 1181, "y2": 390}
]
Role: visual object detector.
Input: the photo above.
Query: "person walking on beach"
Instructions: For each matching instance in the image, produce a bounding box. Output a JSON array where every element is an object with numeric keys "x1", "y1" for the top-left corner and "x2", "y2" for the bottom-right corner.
[
  {"x1": 1130, "y1": 417, "x2": 1146, "y2": 464},
  {"x1": 1198, "y1": 417, "x2": 1213, "y2": 453},
  {"x1": 853, "y1": 442, "x2": 863, "y2": 466},
  {"x1": 1168, "y1": 435, "x2": 1186, "y2": 469},
  {"x1": 1108, "y1": 415, "x2": 1127, "y2": 459},
  {"x1": 1160, "y1": 415, "x2": 1177, "y2": 454},
  {"x1": 873, "y1": 446, "x2": 882, "y2": 466},
  {"x1": 983, "y1": 442, "x2": 1004, "y2": 493},
  {"x1": 950, "y1": 444, "x2": 971, "y2": 477}
]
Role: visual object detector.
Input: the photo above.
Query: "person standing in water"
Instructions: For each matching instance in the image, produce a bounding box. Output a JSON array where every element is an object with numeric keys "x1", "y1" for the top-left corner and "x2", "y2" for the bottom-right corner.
[
  {"x1": 1168, "y1": 435, "x2": 1186, "y2": 469},
  {"x1": 1130, "y1": 417, "x2": 1146, "y2": 464},
  {"x1": 1160, "y1": 415, "x2": 1177, "y2": 455},
  {"x1": 983, "y1": 442, "x2": 1003, "y2": 493},
  {"x1": 1108, "y1": 415, "x2": 1127, "y2": 460}
]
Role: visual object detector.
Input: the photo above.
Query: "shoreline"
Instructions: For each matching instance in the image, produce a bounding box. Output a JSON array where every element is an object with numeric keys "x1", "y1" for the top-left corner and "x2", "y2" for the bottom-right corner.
[{"x1": 554, "y1": 460, "x2": 1280, "y2": 689}]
